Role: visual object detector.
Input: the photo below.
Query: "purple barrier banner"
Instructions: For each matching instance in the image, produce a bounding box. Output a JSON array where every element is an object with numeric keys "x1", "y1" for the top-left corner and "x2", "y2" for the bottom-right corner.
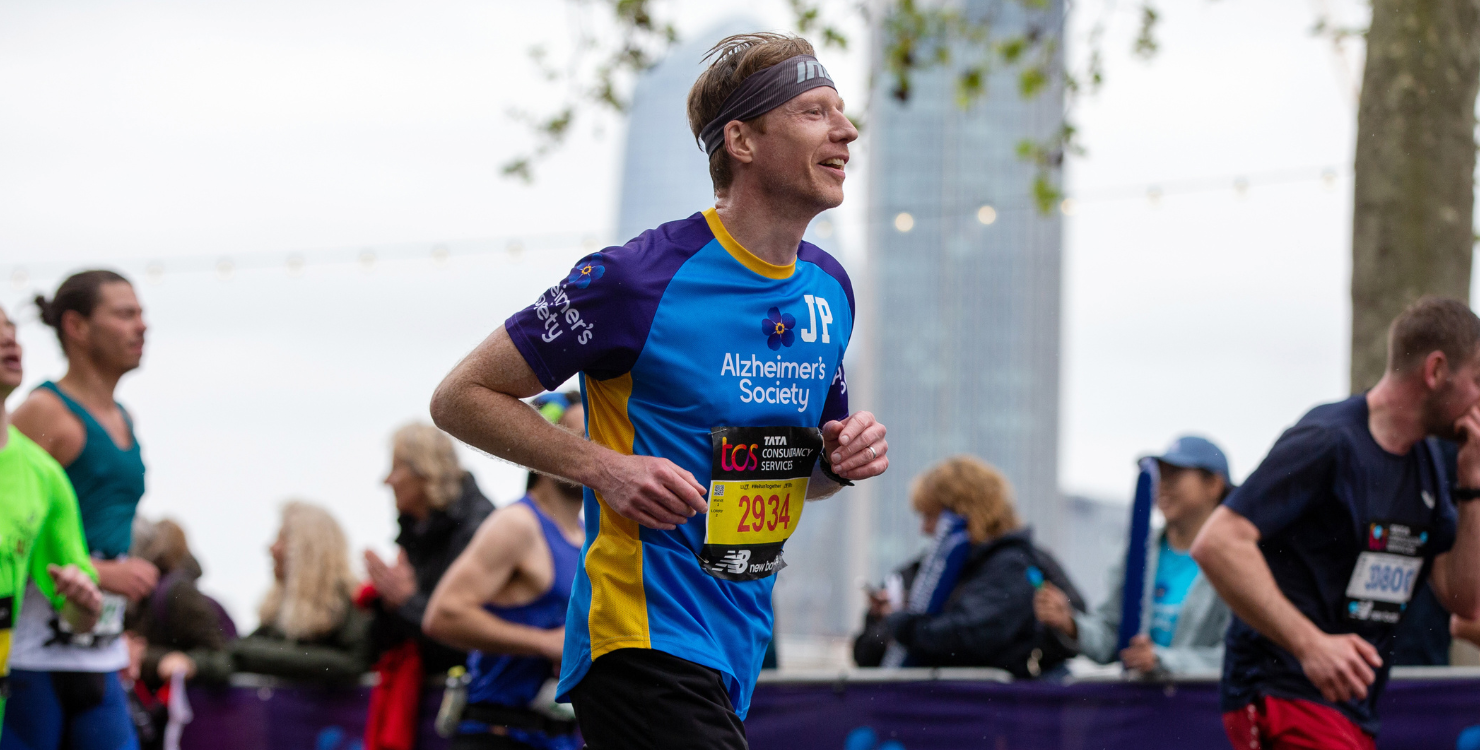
[
  {"x1": 182, "y1": 675, "x2": 1480, "y2": 750},
  {"x1": 746, "y1": 678, "x2": 1480, "y2": 750}
]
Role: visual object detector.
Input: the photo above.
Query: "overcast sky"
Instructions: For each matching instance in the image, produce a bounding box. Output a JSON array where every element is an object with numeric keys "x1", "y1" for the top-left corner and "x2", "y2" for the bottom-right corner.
[{"x1": 0, "y1": 0, "x2": 1400, "y2": 628}]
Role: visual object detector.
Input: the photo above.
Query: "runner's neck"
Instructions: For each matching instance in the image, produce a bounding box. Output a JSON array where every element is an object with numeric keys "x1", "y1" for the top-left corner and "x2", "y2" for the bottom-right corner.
[
  {"x1": 1366, "y1": 376, "x2": 1428, "y2": 456},
  {"x1": 528, "y1": 486, "x2": 584, "y2": 544},
  {"x1": 56, "y1": 361, "x2": 124, "y2": 416},
  {"x1": 712, "y1": 187, "x2": 823, "y2": 268}
]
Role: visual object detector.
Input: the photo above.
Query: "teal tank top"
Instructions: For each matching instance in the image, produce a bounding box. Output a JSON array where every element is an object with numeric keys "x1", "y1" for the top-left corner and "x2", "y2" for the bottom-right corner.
[{"x1": 36, "y1": 381, "x2": 146, "y2": 558}]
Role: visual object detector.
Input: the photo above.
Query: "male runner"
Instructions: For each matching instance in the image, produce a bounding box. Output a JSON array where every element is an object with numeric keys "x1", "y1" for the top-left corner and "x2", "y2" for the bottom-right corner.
[
  {"x1": 6, "y1": 271, "x2": 152, "y2": 750},
  {"x1": 0, "y1": 303, "x2": 104, "y2": 726},
  {"x1": 431, "y1": 32, "x2": 887, "y2": 749},
  {"x1": 423, "y1": 400, "x2": 586, "y2": 750},
  {"x1": 1192, "y1": 297, "x2": 1480, "y2": 749}
]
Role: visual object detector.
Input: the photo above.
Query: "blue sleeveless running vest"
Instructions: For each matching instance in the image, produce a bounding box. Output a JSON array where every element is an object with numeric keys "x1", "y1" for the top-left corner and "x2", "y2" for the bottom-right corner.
[
  {"x1": 461, "y1": 497, "x2": 579, "y2": 747},
  {"x1": 36, "y1": 381, "x2": 145, "y2": 557}
]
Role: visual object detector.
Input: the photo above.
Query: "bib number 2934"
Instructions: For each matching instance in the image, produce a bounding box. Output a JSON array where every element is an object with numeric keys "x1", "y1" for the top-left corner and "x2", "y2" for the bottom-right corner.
[{"x1": 699, "y1": 426, "x2": 822, "y2": 582}]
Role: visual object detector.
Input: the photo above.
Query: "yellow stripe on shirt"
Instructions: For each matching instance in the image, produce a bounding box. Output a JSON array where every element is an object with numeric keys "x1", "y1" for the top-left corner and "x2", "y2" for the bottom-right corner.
[{"x1": 582, "y1": 373, "x2": 651, "y2": 656}]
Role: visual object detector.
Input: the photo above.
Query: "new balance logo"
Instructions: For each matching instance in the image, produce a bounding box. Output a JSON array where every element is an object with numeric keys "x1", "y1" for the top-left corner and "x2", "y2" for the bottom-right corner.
[
  {"x1": 711, "y1": 549, "x2": 752, "y2": 575},
  {"x1": 796, "y1": 60, "x2": 831, "y2": 83}
]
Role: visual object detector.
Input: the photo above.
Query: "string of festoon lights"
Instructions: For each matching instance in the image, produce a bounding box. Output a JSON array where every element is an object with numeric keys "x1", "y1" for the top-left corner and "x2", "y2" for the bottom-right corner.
[{"x1": 7, "y1": 164, "x2": 1343, "y2": 289}]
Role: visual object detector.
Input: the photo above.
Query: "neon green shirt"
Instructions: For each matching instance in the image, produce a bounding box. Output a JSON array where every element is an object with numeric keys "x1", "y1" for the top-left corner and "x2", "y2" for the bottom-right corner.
[{"x1": 0, "y1": 424, "x2": 98, "y2": 721}]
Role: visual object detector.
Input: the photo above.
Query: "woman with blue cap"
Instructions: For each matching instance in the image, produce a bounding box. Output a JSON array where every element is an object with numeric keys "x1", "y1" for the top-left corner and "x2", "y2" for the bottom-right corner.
[{"x1": 1035, "y1": 435, "x2": 1235, "y2": 676}]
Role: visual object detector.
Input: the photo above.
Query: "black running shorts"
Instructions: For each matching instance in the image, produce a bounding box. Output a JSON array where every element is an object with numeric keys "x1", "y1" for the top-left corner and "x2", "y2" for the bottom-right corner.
[{"x1": 568, "y1": 648, "x2": 747, "y2": 750}]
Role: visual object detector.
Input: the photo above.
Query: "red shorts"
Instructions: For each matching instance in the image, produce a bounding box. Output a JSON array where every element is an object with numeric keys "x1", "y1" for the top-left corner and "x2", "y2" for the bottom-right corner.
[{"x1": 1222, "y1": 696, "x2": 1375, "y2": 750}]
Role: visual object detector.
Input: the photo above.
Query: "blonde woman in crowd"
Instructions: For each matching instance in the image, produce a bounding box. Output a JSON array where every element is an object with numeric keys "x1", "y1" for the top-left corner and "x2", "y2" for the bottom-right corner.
[
  {"x1": 231, "y1": 501, "x2": 371, "y2": 684},
  {"x1": 870, "y1": 456, "x2": 1084, "y2": 677}
]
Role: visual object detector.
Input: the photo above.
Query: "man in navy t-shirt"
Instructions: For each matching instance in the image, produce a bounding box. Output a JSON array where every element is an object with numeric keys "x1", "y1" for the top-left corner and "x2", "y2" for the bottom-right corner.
[{"x1": 1192, "y1": 297, "x2": 1480, "y2": 749}]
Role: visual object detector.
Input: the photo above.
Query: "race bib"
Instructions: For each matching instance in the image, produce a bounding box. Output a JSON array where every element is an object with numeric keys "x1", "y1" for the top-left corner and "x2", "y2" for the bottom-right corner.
[
  {"x1": 1344, "y1": 522, "x2": 1430, "y2": 625},
  {"x1": 53, "y1": 593, "x2": 125, "y2": 648},
  {"x1": 698, "y1": 426, "x2": 822, "y2": 582},
  {"x1": 1345, "y1": 553, "x2": 1422, "y2": 604},
  {"x1": 0, "y1": 595, "x2": 13, "y2": 678}
]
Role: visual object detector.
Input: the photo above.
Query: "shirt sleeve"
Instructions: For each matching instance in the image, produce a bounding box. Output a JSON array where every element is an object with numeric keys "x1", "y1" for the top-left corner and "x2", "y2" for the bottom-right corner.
[
  {"x1": 31, "y1": 461, "x2": 98, "y2": 610},
  {"x1": 819, "y1": 361, "x2": 850, "y2": 426},
  {"x1": 1224, "y1": 422, "x2": 1339, "y2": 539},
  {"x1": 504, "y1": 249, "x2": 661, "y2": 391}
]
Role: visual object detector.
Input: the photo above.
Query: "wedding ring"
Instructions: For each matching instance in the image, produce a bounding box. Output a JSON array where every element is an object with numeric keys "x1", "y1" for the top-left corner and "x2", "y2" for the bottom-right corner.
[{"x1": 866, "y1": 445, "x2": 877, "y2": 461}]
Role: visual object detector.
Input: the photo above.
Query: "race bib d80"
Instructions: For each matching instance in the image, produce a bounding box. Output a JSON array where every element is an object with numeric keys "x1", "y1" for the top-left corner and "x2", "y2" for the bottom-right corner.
[
  {"x1": 1343, "y1": 522, "x2": 1430, "y2": 625},
  {"x1": 699, "y1": 426, "x2": 822, "y2": 582}
]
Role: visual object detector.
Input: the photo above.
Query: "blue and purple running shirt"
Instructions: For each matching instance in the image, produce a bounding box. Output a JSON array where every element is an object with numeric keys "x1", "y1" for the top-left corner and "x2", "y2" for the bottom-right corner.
[{"x1": 505, "y1": 209, "x2": 854, "y2": 718}]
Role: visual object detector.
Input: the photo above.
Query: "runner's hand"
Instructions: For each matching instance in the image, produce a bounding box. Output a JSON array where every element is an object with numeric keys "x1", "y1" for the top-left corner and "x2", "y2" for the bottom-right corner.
[
  {"x1": 1454, "y1": 405, "x2": 1480, "y2": 487},
  {"x1": 822, "y1": 411, "x2": 888, "y2": 480},
  {"x1": 597, "y1": 454, "x2": 708, "y2": 530},
  {"x1": 1296, "y1": 632, "x2": 1382, "y2": 703},
  {"x1": 94, "y1": 557, "x2": 159, "y2": 602},
  {"x1": 48, "y1": 563, "x2": 103, "y2": 617},
  {"x1": 1033, "y1": 582, "x2": 1076, "y2": 637},
  {"x1": 539, "y1": 627, "x2": 566, "y2": 667}
]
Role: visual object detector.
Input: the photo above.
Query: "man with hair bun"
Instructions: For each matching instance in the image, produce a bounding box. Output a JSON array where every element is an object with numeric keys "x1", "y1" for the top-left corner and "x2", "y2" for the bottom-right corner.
[
  {"x1": 6, "y1": 270, "x2": 150, "y2": 750},
  {"x1": 433, "y1": 32, "x2": 888, "y2": 749},
  {"x1": 1193, "y1": 296, "x2": 1480, "y2": 749}
]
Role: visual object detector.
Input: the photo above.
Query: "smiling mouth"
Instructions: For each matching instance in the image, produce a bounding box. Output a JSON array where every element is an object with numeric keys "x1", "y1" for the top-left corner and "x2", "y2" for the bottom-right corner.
[{"x1": 819, "y1": 158, "x2": 846, "y2": 169}]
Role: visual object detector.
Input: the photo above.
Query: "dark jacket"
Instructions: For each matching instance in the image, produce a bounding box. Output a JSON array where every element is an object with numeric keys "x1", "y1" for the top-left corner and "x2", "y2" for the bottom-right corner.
[
  {"x1": 232, "y1": 597, "x2": 373, "y2": 685},
  {"x1": 369, "y1": 472, "x2": 493, "y2": 675},
  {"x1": 128, "y1": 561, "x2": 236, "y2": 690},
  {"x1": 883, "y1": 529, "x2": 1085, "y2": 676}
]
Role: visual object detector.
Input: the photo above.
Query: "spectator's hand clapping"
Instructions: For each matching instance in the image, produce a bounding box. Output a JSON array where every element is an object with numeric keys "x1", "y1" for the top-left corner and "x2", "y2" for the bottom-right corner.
[
  {"x1": 1033, "y1": 582, "x2": 1076, "y2": 638},
  {"x1": 1120, "y1": 635, "x2": 1159, "y2": 673},
  {"x1": 365, "y1": 549, "x2": 418, "y2": 609}
]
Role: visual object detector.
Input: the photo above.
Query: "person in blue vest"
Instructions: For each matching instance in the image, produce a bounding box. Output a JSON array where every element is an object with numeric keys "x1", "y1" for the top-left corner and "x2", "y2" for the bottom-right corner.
[
  {"x1": 1035, "y1": 436, "x2": 1234, "y2": 676},
  {"x1": 423, "y1": 400, "x2": 587, "y2": 750},
  {"x1": 6, "y1": 270, "x2": 152, "y2": 750}
]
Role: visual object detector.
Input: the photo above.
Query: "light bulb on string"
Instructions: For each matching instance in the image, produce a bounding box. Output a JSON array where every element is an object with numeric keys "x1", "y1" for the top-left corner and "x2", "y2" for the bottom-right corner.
[
  {"x1": 894, "y1": 212, "x2": 915, "y2": 233},
  {"x1": 286, "y1": 253, "x2": 305, "y2": 276},
  {"x1": 1322, "y1": 168, "x2": 1338, "y2": 191},
  {"x1": 1233, "y1": 177, "x2": 1249, "y2": 199},
  {"x1": 431, "y1": 245, "x2": 450, "y2": 265},
  {"x1": 1146, "y1": 186, "x2": 1163, "y2": 208},
  {"x1": 359, "y1": 249, "x2": 376, "y2": 272},
  {"x1": 506, "y1": 240, "x2": 524, "y2": 259},
  {"x1": 976, "y1": 205, "x2": 997, "y2": 225},
  {"x1": 216, "y1": 259, "x2": 234, "y2": 281},
  {"x1": 146, "y1": 262, "x2": 164, "y2": 284},
  {"x1": 1059, "y1": 198, "x2": 1077, "y2": 216}
]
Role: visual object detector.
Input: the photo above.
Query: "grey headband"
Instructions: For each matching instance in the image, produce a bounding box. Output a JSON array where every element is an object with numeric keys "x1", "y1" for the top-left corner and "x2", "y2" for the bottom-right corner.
[{"x1": 697, "y1": 54, "x2": 837, "y2": 156}]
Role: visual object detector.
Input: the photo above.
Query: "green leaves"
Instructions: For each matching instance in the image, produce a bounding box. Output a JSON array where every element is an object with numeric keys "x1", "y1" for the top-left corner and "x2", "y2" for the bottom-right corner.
[{"x1": 501, "y1": 0, "x2": 678, "y2": 182}]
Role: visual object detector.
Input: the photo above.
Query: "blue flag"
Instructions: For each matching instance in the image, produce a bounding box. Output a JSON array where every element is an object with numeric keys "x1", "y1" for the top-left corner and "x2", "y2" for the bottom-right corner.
[{"x1": 1117, "y1": 458, "x2": 1159, "y2": 652}]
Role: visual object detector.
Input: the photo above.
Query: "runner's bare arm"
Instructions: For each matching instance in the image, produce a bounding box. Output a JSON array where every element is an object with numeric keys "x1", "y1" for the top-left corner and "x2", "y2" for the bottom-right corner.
[
  {"x1": 1429, "y1": 407, "x2": 1480, "y2": 619},
  {"x1": 1191, "y1": 507, "x2": 1382, "y2": 703},
  {"x1": 423, "y1": 505, "x2": 563, "y2": 660},
  {"x1": 12, "y1": 389, "x2": 85, "y2": 467},
  {"x1": 431, "y1": 326, "x2": 707, "y2": 530}
]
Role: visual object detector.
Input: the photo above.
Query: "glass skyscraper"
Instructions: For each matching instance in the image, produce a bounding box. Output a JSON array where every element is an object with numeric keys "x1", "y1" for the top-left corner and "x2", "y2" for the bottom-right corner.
[{"x1": 866, "y1": 0, "x2": 1067, "y2": 577}]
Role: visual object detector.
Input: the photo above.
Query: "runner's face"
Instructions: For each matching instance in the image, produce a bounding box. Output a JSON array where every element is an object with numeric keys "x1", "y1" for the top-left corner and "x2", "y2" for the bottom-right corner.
[
  {"x1": 746, "y1": 87, "x2": 856, "y2": 211},
  {"x1": 1425, "y1": 349, "x2": 1480, "y2": 440},
  {"x1": 1155, "y1": 463, "x2": 1223, "y2": 525},
  {"x1": 0, "y1": 307, "x2": 21, "y2": 396},
  {"x1": 70, "y1": 282, "x2": 146, "y2": 372}
]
